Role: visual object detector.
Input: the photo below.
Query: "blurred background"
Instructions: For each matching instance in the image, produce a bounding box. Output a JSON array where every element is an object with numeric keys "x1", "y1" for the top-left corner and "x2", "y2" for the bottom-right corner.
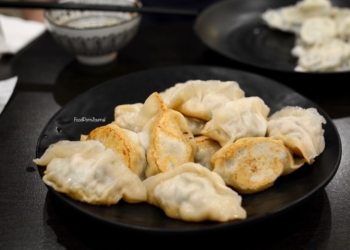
[{"x1": 0, "y1": 0, "x2": 221, "y2": 23}]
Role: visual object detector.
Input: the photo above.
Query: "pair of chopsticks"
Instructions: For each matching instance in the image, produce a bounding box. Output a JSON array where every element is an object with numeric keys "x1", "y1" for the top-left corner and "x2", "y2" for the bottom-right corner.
[{"x1": 0, "y1": 1, "x2": 199, "y2": 16}]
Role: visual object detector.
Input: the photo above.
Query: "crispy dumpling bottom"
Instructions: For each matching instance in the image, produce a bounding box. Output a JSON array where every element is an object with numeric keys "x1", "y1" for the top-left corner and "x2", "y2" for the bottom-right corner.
[
  {"x1": 211, "y1": 137, "x2": 305, "y2": 194},
  {"x1": 82, "y1": 123, "x2": 147, "y2": 179}
]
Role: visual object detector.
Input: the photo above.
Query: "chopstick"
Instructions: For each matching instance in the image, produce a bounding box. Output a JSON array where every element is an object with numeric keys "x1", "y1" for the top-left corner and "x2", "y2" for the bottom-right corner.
[{"x1": 0, "y1": 1, "x2": 198, "y2": 16}]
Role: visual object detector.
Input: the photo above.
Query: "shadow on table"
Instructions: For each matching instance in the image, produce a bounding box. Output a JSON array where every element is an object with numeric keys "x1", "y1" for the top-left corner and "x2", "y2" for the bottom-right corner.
[
  {"x1": 43, "y1": 189, "x2": 331, "y2": 249},
  {"x1": 53, "y1": 59, "x2": 145, "y2": 107},
  {"x1": 0, "y1": 55, "x2": 14, "y2": 80},
  {"x1": 199, "y1": 48, "x2": 350, "y2": 94},
  {"x1": 197, "y1": 48, "x2": 350, "y2": 119}
]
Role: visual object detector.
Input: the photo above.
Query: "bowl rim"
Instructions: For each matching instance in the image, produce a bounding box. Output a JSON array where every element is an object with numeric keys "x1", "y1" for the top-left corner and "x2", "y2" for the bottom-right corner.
[{"x1": 44, "y1": 0, "x2": 142, "y2": 31}]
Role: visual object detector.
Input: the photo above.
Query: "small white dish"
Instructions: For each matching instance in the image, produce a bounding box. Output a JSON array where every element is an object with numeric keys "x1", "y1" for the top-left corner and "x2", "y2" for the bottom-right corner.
[{"x1": 44, "y1": 0, "x2": 142, "y2": 65}]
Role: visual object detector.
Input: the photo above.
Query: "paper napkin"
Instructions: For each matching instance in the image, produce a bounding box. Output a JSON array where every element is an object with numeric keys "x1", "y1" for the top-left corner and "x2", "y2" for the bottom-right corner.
[
  {"x1": 0, "y1": 14, "x2": 46, "y2": 55},
  {"x1": 0, "y1": 76, "x2": 18, "y2": 115}
]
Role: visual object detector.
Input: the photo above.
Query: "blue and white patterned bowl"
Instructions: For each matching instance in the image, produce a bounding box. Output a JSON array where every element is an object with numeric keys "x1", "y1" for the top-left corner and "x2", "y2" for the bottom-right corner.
[{"x1": 44, "y1": 0, "x2": 142, "y2": 65}]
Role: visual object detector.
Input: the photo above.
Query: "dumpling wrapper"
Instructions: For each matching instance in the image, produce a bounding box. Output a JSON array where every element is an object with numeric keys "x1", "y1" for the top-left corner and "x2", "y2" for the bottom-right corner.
[
  {"x1": 160, "y1": 80, "x2": 245, "y2": 121},
  {"x1": 143, "y1": 162, "x2": 247, "y2": 222},
  {"x1": 83, "y1": 123, "x2": 147, "y2": 179},
  {"x1": 262, "y1": 0, "x2": 350, "y2": 72},
  {"x1": 201, "y1": 97, "x2": 270, "y2": 147},
  {"x1": 294, "y1": 39, "x2": 350, "y2": 72},
  {"x1": 262, "y1": 0, "x2": 332, "y2": 34},
  {"x1": 267, "y1": 106, "x2": 326, "y2": 164},
  {"x1": 137, "y1": 92, "x2": 197, "y2": 178},
  {"x1": 194, "y1": 136, "x2": 221, "y2": 170},
  {"x1": 113, "y1": 103, "x2": 143, "y2": 132},
  {"x1": 300, "y1": 16, "x2": 336, "y2": 45},
  {"x1": 332, "y1": 7, "x2": 350, "y2": 40},
  {"x1": 184, "y1": 116, "x2": 207, "y2": 136},
  {"x1": 211, "y1": 137, "x2": 305, "y2": 194},
  {"x1": 33, "y1": 140, "x2": 147, "y2": 205}
]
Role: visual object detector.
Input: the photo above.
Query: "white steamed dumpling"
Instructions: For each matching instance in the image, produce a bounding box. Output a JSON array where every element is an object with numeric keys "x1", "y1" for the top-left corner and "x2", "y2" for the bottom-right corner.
[
  {"x1": 33, "y1": 140, "x2": 147, "y2": 205},
  {"x1": 160, "y1": 80, "x2": 245, "y2": 121},
  {"x1": 201, "y1": 97, "x2": 270, "y2": 147},
  {"x1": 143, "y1": 162, "x2": 247, "y2": 222},
  {"x1": 267, "y1": 106, "x2": 326, "y2": 164},
  {"x1": 113, "y1": 103, "x2": 143, "y2": 132}
]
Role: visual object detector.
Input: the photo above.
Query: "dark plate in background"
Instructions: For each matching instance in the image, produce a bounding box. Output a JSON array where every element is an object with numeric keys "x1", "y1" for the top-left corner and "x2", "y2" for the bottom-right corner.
[
  {"x1": 35, "y1": 66, "x2": 341, "y2": 233},
  {"x1": 194, "y1": 0, "x2": 350, "y2": 73}
]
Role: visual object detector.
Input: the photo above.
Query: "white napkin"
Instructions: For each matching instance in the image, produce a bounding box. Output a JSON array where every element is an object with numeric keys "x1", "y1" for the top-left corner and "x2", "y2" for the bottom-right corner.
[
  {"x1": 0, "y1": 14, "x2": 46, "y2": 55},
  {"x1": 0, "y1": 76, "x2": 18, "y2": 115}
]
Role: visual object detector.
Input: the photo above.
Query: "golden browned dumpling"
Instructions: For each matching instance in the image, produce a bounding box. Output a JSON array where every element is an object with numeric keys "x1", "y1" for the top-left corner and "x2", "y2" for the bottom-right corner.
[
  {"x1": 84, "y1": 123, "x2": 147, "y2": 179},
  {"x1": 80, "y1": 134, "x2": 88, "y2": 141},
  {"x1": 137, "y1": 92, "x2": 197, "y2": 178},
  {"x1": 211, "y1": 137, "x2": 304, "y2": 194}
]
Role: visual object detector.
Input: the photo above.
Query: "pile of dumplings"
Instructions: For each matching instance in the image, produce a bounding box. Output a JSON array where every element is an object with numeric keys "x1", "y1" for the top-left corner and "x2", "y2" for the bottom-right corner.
[
  {"x1": 262, "y1": 0, "x2": 350, "y2": 72},
  {"x1": 33, "y1": 79, "x2": 326, "y2": 223}
]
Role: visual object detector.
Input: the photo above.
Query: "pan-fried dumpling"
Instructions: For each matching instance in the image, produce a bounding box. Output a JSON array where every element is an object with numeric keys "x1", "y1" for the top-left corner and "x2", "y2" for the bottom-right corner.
[
  {"x1": 113, "y1": 103, "x2": 143, "y2": 132},
  {"x1": 160, "y1": 80, "x2": 245, "y2": 121},
  {"x1": 267, "y1": 106, "x2": 326, "y2": 164},
  {"x1": 83, "y1": 123, "x2": 147, "y2": 179},
  {"x1": 211, "y1": 137, "x2": 305, "y2": 194},
  {"x1": 143, "y1": 162, "x2": 246, "y2": 222},
  {"x1": 137, "y1": 92, "x2": 197, "y2": 177},
  {"x1": 201, "y1": 97, "x2": 270, "y2": 147},
  {"x1": 33, "y1": 140, "x2": 147, "y2": 205},
  {"x1": 80, "y1": 134, "x2": 88, "y2": 141},
  {"x1": 194, "y1": 136, "x2": 221, "y2": 170}
]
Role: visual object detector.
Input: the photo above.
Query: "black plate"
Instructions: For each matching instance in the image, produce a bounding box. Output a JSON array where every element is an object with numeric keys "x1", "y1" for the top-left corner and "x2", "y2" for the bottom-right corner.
[
  {"x1": 194, "y1": 0, "x2": 350, "y2": 74},
  {"x1": 36, "y1": 66, "x2": 341, "y2": 233}
]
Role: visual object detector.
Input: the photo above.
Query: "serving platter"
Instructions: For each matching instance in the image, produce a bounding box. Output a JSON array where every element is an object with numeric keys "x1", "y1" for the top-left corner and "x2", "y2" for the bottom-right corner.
[
  {"x1": 194, "y1": 0, "x2": 350, "y2": 74},
  {"x1": 35, "y1": 65, "x2": 341, "y2": 233}
]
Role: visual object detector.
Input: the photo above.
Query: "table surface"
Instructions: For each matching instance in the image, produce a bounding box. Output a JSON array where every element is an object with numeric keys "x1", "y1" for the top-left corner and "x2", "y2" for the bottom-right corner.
[{"x1": 1, "y1": 9, "x2": 350, "y2": 250}]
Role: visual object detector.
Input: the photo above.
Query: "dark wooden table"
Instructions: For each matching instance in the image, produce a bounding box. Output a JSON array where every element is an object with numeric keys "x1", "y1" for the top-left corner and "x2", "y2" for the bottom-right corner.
[{"x1": 1, "y1": 16, "x2": 350, "y2": 249}]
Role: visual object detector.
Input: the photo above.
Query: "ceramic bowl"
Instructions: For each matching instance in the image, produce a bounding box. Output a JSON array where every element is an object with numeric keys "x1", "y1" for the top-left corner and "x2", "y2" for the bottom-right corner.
[{"x1": 44, "y1": 0, "x2": 142, "y2": 65}]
